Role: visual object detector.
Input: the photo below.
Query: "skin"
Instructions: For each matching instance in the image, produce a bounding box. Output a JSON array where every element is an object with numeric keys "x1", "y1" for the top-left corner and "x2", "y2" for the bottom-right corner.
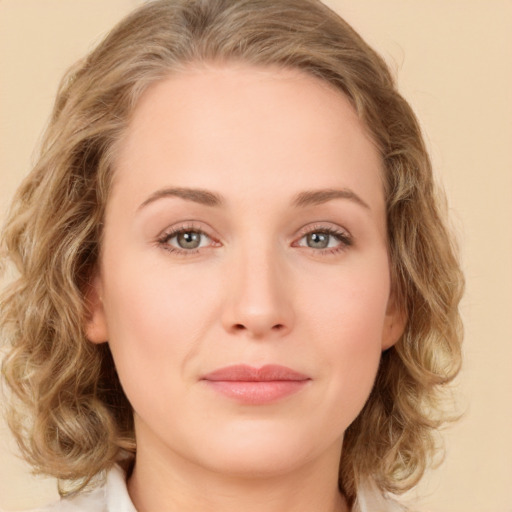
[{"x1": 86, "y1": 63, "x2": 405, "y2": 512}]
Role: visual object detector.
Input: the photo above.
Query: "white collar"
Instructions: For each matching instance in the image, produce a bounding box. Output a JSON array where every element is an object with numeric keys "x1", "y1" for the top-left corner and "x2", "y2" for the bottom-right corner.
[
  {"x1": 39, "y1": 464, "x2": 403, "y2": 512},
  {"x1": 353, "y1": 478, "x2": 405, "y2": 512},
  {"x1": 105, "y1": 465, "x2": 137, "y2": 512},
  {"x1": 103, "y1": 466, "x2": 404, "y2": 512}
]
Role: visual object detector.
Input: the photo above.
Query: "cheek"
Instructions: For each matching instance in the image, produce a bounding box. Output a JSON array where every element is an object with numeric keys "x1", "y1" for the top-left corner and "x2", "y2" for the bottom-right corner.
[
  {"x1": 101, "y1": 256, "x2": 223, "y2": 382},
  {"x1": 316, "y1": 283, "x2": 387, "y2": 372},
  {"x1": 297, "y1": 259, "x2": 390, "y2": 416},
  {"x1": 300, "y1": 255, "x2": 390, "y2": 349}
]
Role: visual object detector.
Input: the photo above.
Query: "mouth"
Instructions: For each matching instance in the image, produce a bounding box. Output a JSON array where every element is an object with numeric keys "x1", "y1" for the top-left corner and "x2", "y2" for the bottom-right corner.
[{"x1": 201, "y1": 364, "x2": 311, "y2": 405}]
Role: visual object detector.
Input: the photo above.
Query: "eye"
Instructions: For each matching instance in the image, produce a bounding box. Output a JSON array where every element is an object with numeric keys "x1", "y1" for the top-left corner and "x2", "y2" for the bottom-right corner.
[
  {"x1": 303, "y1": 232, "x2": 335, "y2": 249},
  {"x1": 295, "y1": 226, "x2": 352, "y2": 253},
  {"x1": 173, "y1": 230, "x2": 206, "y2": 250},
  {"x1": 158, "y1": 227, "x2": 217, "y2": 254}
]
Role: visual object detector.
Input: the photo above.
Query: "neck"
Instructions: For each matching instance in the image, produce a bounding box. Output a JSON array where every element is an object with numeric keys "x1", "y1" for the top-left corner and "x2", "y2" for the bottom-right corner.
[{"x1": 128, "y1": 429, "x2": 348, "y2": 512}]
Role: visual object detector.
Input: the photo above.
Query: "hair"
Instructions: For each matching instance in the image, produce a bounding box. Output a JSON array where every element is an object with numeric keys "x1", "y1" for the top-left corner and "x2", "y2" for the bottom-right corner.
[{"x1": 0, "y1": 0, "x2": 463, "y2": 504}]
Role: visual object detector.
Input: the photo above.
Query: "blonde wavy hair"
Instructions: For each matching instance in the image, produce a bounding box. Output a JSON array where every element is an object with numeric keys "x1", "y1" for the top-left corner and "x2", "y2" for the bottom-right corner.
[{"x1": 0, "y1": 0, "x2": 463, "y2": 503}]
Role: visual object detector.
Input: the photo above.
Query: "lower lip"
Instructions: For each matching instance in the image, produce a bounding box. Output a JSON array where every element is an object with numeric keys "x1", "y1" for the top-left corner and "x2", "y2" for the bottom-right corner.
[{"x1": 204, "y1": 380, "x2": 309, "y2": 405}]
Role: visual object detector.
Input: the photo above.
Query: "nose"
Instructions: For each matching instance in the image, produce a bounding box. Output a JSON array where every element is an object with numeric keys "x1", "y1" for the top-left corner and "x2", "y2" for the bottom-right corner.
[{"x1": 221, "y1": 247, "x2": 294, "y2": 339}]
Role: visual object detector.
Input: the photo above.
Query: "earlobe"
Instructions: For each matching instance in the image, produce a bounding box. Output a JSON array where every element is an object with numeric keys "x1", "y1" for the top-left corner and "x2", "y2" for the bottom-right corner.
[
  {"x1": 382, "y1": 294, "x2": 407, "y2": 351},
  {"x1": 84, "y1": 273, "x2": 109, "y2": 344}
]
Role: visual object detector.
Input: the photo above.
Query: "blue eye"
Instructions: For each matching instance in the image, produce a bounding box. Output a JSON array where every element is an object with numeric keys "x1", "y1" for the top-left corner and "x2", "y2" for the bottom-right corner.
[
  {"x1": 160, "y1": 229, "x2": 212, "y2": 251},
  {"x1": 297, "y1": 228, "x2": 352, "y2": 252},
  {"x1": 305, "y1": 232, "x2": 333, "y2": 249},
  {"x1": 174, "y1": 231, "x2": 204, "y2": 249}
]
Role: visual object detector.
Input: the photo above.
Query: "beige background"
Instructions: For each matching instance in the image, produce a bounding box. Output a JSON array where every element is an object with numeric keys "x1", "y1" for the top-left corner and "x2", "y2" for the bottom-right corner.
[{"x1": 1, "y1": 1, "x2": 511, "y2": 511}]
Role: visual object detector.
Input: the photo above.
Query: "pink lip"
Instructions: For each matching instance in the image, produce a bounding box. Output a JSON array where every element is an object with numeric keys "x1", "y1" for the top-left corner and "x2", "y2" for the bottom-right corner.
[{"x1": 201, "y1": 365, "x2": 310, "y2": 405}]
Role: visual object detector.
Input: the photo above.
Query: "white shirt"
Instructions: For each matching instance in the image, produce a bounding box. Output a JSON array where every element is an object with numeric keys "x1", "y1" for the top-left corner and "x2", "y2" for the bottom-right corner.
[{"x1": 26, "y1": 465, "x2": 404, "y2": 512}]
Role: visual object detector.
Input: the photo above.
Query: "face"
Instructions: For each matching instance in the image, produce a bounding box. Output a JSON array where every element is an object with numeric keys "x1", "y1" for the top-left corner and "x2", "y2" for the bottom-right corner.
[{"x1": 87, "y1": 64, "x2": 404, "y2": 478}]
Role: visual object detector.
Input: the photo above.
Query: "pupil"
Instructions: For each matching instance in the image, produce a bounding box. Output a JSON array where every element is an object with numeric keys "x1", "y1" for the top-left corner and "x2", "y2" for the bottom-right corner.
[
  {"x1": 308, "y1": 232, "x2": 329, "y2": 249},
  {"x1": 178, "y1": 231, "x2": 201, "y2": 249}
]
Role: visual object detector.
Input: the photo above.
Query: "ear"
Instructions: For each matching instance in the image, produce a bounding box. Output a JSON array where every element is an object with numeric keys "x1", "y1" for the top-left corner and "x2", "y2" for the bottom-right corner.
[
  {"x1": 84, "y1": 271, "x2": 109, "y2": 344},
  {"x1": 381, "y1": 291, "x2": 407, "y2": 351}
]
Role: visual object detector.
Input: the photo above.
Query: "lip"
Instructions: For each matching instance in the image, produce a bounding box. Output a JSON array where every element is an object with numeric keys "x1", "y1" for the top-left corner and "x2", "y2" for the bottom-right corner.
[{"x1": 201, "y1": 364, "x2": 310, "y2": 405}]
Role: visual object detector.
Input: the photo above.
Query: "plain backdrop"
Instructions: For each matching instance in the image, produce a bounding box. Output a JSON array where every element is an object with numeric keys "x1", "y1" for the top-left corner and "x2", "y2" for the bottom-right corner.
[{"x1": 1, "y1": 1, "x2": 511, "y2": 511}]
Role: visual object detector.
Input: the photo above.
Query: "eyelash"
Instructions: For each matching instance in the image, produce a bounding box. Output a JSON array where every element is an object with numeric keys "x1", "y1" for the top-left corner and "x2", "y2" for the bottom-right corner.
[
  {"x1": 294, "y1": 225, "x2": 353, "y2": 255},
  {"x1": 156, "y1": 224, "x2": 353, "y2": 256},
  {"x1": 157, "y1": 223, "x2": 218, "y2": 255}
]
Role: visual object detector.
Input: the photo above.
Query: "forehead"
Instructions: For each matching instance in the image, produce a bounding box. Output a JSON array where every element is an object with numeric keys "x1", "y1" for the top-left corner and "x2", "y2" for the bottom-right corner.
[{"x1": 112, "y1": 63, "x2": 385, "y2": 217}]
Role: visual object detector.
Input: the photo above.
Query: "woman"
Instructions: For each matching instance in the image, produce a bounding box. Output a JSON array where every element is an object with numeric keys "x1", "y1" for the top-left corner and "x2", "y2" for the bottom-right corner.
[{"x1": 0, "y1": 0, "x2": 463, "y2": 510}]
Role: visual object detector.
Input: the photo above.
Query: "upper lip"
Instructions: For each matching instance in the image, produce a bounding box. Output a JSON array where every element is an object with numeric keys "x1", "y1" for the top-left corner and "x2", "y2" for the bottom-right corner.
[{"x1": 202, "y1": 364, "x2": 310, "y2": 382}]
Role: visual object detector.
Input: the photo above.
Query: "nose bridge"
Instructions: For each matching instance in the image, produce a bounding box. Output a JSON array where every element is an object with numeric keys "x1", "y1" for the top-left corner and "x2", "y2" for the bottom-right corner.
[{"x1": 222, "y1": 236, "x2": 294, "y2": 337}]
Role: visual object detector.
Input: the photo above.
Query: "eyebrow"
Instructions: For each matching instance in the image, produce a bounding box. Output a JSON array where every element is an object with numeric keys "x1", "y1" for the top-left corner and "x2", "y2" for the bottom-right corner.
[
  {"x1": 138, "y1": 187, "x2": 223, "y2": 210},
  {"x1": 138, "y1": 186, "x2": 370, "y2": 211},
  {"x1": 292, "y1": 188, "x2": 370, "y2": 210}
]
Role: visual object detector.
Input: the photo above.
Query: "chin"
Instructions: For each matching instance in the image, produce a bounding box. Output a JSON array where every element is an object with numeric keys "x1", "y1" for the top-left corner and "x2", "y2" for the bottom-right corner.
[{"x1": 187, "y1": 422, "x2": 340, "y2": 478}]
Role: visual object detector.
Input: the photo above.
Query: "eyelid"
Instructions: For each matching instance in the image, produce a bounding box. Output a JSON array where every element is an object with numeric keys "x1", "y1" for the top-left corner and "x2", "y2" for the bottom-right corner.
[
  {"x1": 154, "y1": 221, "x2": 353, "y2": 256},
  {"x1": 295, "y1": 222, "x2": 352, "y2": 240},
  {"x1": 156, "y1": 222, "x2": 221, "y2": 254},
  {"x1": 292, "y1": 222, "x2": 353, "y2": 253}
]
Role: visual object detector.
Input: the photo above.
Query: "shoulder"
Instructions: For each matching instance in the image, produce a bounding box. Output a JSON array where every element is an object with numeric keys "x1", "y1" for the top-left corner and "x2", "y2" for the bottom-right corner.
[
  {"x1": 10, "y1": 471, "x2": 406, "y2": 512},
  {"x1": 19, "y1": 465, "x2": 136, "y2": 512},
  {"x1": 19, "y1": 484, "x2": 106, "y2": 512},
  {"x1": 354, "y1": 479, "x2": 407, "y2": 512}
]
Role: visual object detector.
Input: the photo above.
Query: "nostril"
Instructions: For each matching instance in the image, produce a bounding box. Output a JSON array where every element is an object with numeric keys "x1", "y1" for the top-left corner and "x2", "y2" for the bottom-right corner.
[{"x1": 232, "y1": 323, "x2": 285, "y2": 333}]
